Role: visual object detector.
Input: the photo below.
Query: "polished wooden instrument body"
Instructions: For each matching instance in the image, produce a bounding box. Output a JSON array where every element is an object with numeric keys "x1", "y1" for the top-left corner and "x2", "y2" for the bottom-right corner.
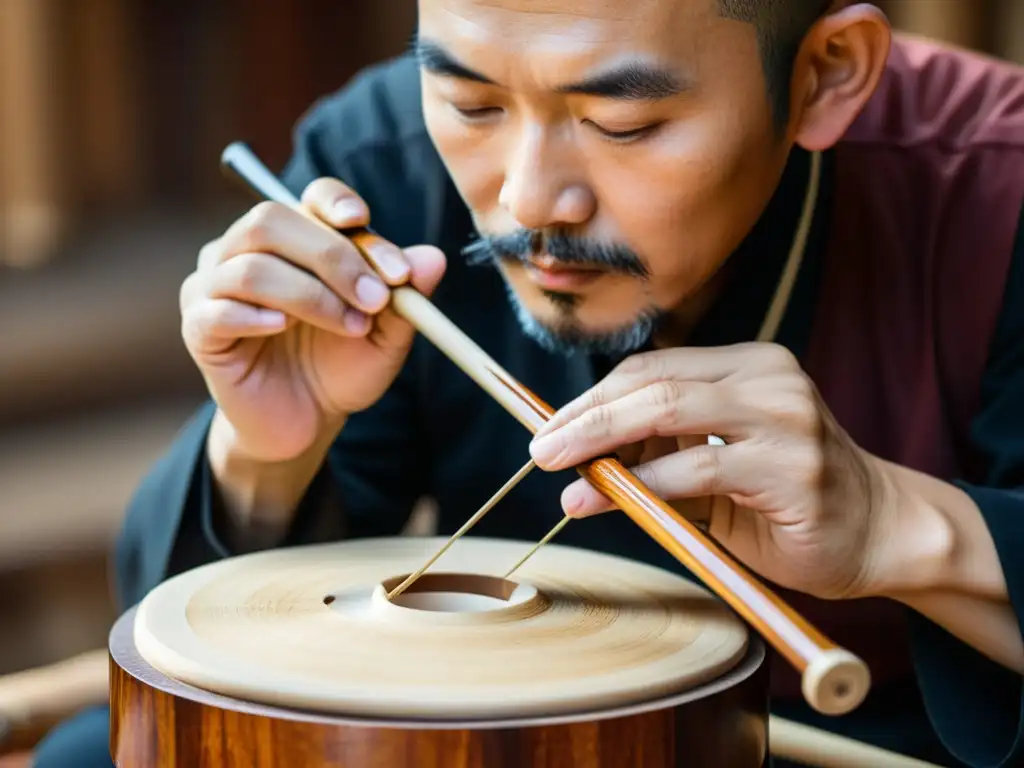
[
  {"x1": 109, "y1": 537, "x2": 770, "y2": 767},
  {"x1": 110, "y1": 608, "x2": 768, "y2": 767}
]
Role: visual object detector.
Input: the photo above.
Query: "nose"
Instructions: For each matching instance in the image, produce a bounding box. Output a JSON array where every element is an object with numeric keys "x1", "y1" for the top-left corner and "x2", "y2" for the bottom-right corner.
[{"x1": 499, "y1": 123, "x2": 596, "y2": 231}]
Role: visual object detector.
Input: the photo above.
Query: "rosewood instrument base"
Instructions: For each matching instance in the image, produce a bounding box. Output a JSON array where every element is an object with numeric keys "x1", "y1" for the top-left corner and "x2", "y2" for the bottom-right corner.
[{"x1": 109, "y1": 607, "x2": 769, "y2": 767}]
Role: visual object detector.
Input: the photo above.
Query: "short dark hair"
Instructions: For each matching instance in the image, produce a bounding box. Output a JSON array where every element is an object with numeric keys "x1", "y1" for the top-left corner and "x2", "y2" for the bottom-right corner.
[{"x1": 718, "y1": 0, "x2": 833, "y2": 127}]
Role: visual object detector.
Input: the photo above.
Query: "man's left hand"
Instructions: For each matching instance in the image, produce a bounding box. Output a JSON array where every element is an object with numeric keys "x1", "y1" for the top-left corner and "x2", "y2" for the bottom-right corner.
[{"x1": 528, "y1": 343, "x2": 899, "y2": 601}]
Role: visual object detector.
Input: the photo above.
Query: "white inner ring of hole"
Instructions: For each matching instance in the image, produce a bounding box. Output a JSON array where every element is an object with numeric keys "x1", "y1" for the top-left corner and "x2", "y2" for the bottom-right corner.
[{"x1": 381, "y1": 573, "x2": 538, "y2": 614}]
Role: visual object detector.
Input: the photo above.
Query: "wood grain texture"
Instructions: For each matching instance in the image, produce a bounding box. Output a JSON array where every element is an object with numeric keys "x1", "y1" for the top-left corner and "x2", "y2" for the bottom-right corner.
[
  {"x1": 110, "y1": 607, "x2": 769, "y2": 767},
  {"x1": 131, "y1": 538, "x2": 749, "y2": 720}
]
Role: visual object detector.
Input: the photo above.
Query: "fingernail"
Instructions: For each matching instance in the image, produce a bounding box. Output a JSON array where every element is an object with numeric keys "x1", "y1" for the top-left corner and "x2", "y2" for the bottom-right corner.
[
  {"x1": 344, "y1": 308, "x2": 370, "y2": 334},
  {"x1": 529, "y1": 434, "x2": 559, "y2": 466},
  {"x1": 370, "y1": 245, "x2": 410, "y2": 282},
  {"x1": 332, "y1": 199, "x2": 365, "y2": 224},
  {"x1": 257, "y1": 309, "x2": 286, "y2": 327},
  {"x1": 563, "y1": 486, "x2": 585, "y2": 516},
  {"x1": 355, "y1": 274, "x2": 389, "y2": 309}
]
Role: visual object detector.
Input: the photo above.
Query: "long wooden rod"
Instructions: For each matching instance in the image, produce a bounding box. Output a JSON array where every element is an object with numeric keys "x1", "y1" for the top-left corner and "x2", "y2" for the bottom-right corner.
[
  {"x1": 219, "y1": 141, "x2": 871, "y2": 716},
  {"x1": 769, "y1": 716, "x2": 944, "y2": 768}
]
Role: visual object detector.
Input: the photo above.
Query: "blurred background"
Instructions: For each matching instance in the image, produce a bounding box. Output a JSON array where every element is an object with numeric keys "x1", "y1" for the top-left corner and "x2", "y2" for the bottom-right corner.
[{"x1": 0, "y1": 0, "x2": 1021, "y2": 759}]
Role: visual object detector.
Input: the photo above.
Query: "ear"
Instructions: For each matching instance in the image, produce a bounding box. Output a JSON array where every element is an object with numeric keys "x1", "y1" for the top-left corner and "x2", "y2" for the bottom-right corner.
[{"x1": 788, "y1": 3, "x2": 891, "y2": 151}]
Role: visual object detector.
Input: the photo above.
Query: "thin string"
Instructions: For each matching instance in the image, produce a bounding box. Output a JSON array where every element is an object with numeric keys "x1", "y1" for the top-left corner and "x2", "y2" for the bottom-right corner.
[
  {"x1": 387, "y1": 459, "x2": 537, "y2": 600},
  {"x1": 502, "y1": 515, "x2": 572, "y2": 578},
  {"x1": 756, "y1": 150, "x2": 821, "y2": 344},
  {"x1": 501, "y1": 150, "x2": 823, "y2": 577}
]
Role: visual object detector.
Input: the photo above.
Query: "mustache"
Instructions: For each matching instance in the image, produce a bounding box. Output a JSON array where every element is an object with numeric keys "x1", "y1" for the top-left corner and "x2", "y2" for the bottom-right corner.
[{"x1": 461, "y1": 228, "x2": 650, "y2": 279}]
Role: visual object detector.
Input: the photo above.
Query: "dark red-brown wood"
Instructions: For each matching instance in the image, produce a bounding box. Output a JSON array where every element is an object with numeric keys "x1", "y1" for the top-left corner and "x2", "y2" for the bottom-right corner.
[{"x1": 109, "y1": 608, "x2": 769, "y2": 767}]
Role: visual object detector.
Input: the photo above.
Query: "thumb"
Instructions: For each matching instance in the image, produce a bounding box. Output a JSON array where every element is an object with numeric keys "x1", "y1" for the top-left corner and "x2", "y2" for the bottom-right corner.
[
  {"x1": 367, "y1": 244, "x2": 447, "y2": 352},
  {"x1": 403, "y1": 245, "x2": 447, "y2": 296}
]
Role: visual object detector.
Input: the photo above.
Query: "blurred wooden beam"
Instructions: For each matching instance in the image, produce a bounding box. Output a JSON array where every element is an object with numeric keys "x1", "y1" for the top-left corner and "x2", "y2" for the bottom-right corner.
[
  {"x1": 882, "y1": 0, "x2": 988, "y2": 50},
  {"x1": 67, "y1": 0, "x2": 143, "y2": 210},
  {"x1": 0, "y1": 0, "x2": 67, "y2": 267},
  {"x1": 993, "y1": 1, "x2": 1024, "y2": 64}
]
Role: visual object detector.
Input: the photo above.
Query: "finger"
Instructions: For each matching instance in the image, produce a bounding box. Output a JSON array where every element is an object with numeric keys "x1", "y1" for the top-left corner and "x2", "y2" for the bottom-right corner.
[
  {"x1": 365, "y1": 245, "x2": 448, "y2": 350},
  {"x1": 196, "y1": 239, "x2": 221, "y2": 271},
  {"x1": 529, "y1": 380, "x2": 751, "y2": 471},
  {"x1": 404, "y1": 245, "x2": 447, "y2": 296},
  {"x1": 561, "y1": 443, "x2": 743, "y2": 518},
  {"x1": 217, "y1": 201, "x2": 394, "y2": 316},
  {"x1": 349, "y1": 230, "x2": 414, "y2": 287},
  {"x1": 301, "y1": 177, "x2": 371, "y2": 229},
  {"x1": 560, "y1": 477, "x2": 615, "y2": 518},
  {"x1": 208, "y1": 251, "x2": 372, "y2": 337},
  {"x1": 536, "y1": 345, "x2": 777, "y2": 438},
  {"x1": 182, "y1": 297, "x2": 289, "y2": 356},
  {"x1": 302, "y1": 179, "x2": 411, "y2": 285},
  {"x1": 559, "y1": 477, "x2": 715, "y2": 521}
]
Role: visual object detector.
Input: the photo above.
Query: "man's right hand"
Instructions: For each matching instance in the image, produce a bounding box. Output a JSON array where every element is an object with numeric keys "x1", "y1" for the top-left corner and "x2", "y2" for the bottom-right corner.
[{"x1": 180, "y1": 178, "x2": 446, "y2": 466}]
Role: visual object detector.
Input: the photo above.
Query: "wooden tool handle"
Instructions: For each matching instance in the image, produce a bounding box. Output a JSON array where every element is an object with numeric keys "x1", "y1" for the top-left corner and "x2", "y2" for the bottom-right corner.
[
  {"x1": 769, "y1": 716, "x2": 945, "y2": 767},
  {"x1": 584, "y1": 459, "x2": 868, "y2": 715},
  {"x1": 0, "y1": 648, "x2": 108, "y2": 746},
  {"x1": 219, "y1": 142, "x2": 871, "y2": 715}
]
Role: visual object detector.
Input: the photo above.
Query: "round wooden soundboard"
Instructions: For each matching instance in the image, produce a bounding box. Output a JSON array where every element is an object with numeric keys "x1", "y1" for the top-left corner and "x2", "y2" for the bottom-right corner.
[{"x1": 112, "y1": 536, "x2": 769, "y2": 766}]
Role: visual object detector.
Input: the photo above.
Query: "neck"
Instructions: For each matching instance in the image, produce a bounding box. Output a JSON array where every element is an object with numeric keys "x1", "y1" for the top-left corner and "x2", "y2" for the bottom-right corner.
[{"x1": 651, "y1": 267, "x2": 733, "y2": 349}]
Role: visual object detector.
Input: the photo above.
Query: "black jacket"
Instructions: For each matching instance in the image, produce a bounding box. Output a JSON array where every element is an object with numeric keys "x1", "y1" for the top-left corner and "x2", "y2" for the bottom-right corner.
[{"x1": 115, "y1": 54, "x2": 1024, "y2": 768}]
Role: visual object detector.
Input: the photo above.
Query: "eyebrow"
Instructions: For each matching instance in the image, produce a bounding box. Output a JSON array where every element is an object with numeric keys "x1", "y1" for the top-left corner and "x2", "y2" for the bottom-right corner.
[{"x1": 414, "y1": 38, "x2": 687, "y2": 101}]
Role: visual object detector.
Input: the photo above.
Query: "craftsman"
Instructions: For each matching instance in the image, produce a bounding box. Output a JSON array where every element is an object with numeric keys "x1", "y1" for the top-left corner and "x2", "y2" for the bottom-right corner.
[{"x1": 34, "y1": 1, "x2": 1024, "y2": 766}]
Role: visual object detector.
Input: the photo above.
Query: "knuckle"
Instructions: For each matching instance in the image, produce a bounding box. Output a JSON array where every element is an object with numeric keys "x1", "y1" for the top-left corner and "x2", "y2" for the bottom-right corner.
[
  {"x1": 771, "y1": 390, "x2": 806, "y2": 420},
  {"x1": 179, "y1": 303, "x2": 205, "y2": 348},
  {"x1": 179, "y1": 271, "x2": 200, "y2": 312},
  {"x1": 615, "y1": 350, "x2": 659, "y2": 379},
  {"x1": 584, "y1": 385, "x2": 608, "y2": 411},
  {"x1": 320, "y1": 243, "x2": 368, "y2": 294},
  {"x1": 297, "y1": 276, "x2": 335, "y2": 314},
  {"x1": 651, "y1": 380, "x2": 683, "y2": 427},
  {"x1": 633, "y1": 462, "x2": 664, "y2": 493},
  {"x1": 240, "y1": 201, "x2": 282, "y2": 247},
  {"x1": 232, "y1": 253, "x2": 265, "y2": 294},
  {"x1": 795, "y1": 376, "x2": 820, "y2": 409},
  {"x1": 196, "y1": 239, "x2": 220, "y2": 269},
  {"x1": 690, "y1": 446, "x2": 723, "y2": 494},
  {"x1": 580, "y1": 404, "x2": 613, "y2": 437},
  {"x1": 313, "y1": 240, "x2": 351, "y2": 275},
  {"x1": 764, "y1": 343, "x2": 799, "y2": 371},
  {"x1": 795, "y1": 397, "x2": 822, "y2": 433},
  {"x1": 793, "y1": 445, "x2": 826, "y2": 488},
  {"x1": 769, "y1": 387, "x2": 821, "y2": 434}
]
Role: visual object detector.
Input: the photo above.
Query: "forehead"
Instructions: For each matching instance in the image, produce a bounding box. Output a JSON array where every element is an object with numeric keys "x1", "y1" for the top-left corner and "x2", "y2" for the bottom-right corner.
[{"x1": 417, "y1": 0, "x2": 726, "y2": 75}]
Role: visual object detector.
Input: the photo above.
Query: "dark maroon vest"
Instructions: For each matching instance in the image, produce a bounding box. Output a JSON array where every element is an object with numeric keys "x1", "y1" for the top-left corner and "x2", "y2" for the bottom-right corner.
[{"x1": 771, "y1": 35, "x2": 1024, "y2": 699}]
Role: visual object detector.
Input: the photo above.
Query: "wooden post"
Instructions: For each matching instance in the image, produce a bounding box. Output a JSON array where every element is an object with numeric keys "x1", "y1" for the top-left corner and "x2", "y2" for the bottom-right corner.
[
  {"x1": 882, "y1": 0, "x2": 987, "y2": 50},
  {"x1": 68, "y1": 0, "x2": 143, "y2": 210},
  {"x1": 993, "y1": 0, "x2": 1024, "y2": 64},
  {"x1": 0, "y1": 0, "x2": 66, "y2": 268}
]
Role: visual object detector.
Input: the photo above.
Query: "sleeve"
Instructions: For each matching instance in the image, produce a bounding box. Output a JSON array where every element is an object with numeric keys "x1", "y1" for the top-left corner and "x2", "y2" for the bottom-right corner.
[
  {"x1": 113, "y1": 85, "x2": 429, "y2": 611},
  {"x1": 905, "y1": 201, "x2": 1024, "y2": 768}
]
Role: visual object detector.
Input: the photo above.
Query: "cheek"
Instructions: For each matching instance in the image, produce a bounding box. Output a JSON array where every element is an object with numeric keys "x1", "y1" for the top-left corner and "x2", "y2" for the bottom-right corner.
[
  {"x1": 593, "y1": 112, "x2": 779, "y2": 297},
  {"x1": 422, "y1": 95, "x2": 504, "y2": 215}
]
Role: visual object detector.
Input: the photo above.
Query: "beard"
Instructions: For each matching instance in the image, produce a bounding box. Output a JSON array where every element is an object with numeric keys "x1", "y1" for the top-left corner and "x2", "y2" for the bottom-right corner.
[
  {"x1": 462, "y1": 227, "x2": 665, "y2": 357},
  {"x1": 500, "y1": 282, "x2": 660, "y2": 357}
]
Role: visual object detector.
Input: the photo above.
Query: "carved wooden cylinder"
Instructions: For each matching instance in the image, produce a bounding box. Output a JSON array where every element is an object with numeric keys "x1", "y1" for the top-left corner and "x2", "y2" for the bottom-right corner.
[{"x1": 109, "y1": 537, "x2": 770, "y2": 766}]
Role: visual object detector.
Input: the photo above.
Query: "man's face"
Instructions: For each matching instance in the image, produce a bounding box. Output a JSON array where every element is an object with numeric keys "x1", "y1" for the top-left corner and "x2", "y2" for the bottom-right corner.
[{"x1": 417, "y1": 0, "x2": 794, "y2": 355}]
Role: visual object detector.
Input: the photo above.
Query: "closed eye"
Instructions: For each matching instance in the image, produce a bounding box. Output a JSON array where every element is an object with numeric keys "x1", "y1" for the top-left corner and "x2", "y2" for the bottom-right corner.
[
  {"x1": 587, "y1": 120, "x2": 662, "y2": 142},
  {"x1": 453, "y1": 105, "x2": 501, "y2": 120},
  {"x1": 450, "y1": 105, "x2": 661, "y2": 143}
]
